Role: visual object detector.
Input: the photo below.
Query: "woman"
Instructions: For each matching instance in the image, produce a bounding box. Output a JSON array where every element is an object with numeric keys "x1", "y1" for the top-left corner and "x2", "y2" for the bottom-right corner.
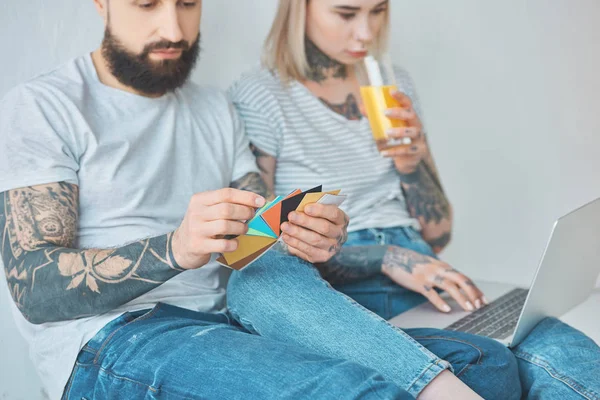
[
  {"x1": 230, "y1": 0, "x2": 480, "y2": 319},
  {"x1": 229, "y1": 0, "x2": 600, "y2": 399}
]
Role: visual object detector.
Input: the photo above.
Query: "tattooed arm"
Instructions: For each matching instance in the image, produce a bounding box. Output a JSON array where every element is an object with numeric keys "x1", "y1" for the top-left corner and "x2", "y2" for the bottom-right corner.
[
  {"x1": 232, "y1": 145, "x2": 275, "y2": 201},
  {"x1": 314, "y1": 245, "x2": 387, "y2": 285},
  {"x1": 230, "y1": 171, "x2": 273, "y2": 200},
  {"x1": 381, "y1": 246, "x2": 485, "y2": 312},
  {"x1": 1, "y1": 179, "x2": 269, "y2": 324},
  {"x1": 399, "y1": 139, "x2": 453, "y2": 254},
  {"x1": 381, "y1": 91, "x2": 453, "y2": 253},
  {"x1": 0, "y1": 183, "x2": 185, "y2": 324}
]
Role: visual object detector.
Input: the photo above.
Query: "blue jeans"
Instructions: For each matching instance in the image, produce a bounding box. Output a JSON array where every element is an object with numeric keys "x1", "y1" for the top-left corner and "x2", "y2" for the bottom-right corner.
[
  {"x1": 336, "y1": 226, "x2": 600, "y2": 400},
  {"x1": 63, "y1": 251, "x2": 521, "y2": 399}
]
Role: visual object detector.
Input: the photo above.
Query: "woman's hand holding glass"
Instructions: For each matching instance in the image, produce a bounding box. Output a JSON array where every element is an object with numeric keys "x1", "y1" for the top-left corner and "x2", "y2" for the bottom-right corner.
[{"x1": 380, "y1": 90, "x2": 427, "y2": 175}]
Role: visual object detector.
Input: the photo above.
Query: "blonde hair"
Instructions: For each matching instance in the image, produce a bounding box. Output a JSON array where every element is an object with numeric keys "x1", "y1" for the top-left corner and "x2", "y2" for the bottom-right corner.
[{"x1": 262, "y1": 0, "x2": 390, "y2": 83}]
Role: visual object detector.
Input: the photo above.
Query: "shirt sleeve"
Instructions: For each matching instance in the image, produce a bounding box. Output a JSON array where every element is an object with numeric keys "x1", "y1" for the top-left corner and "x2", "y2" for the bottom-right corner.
[
  {"x1": 0, "y1": 85, "x2": 79, "y2": 193},
  {"x1": 228, "y1": 100, "x2": 260, "y2": 182},
  {"x1": 393, "y1": 65, "x2": 425, "y2": 124},
  {"x1": 228, "y1": 81, "x2": 282, "y2": 158}
]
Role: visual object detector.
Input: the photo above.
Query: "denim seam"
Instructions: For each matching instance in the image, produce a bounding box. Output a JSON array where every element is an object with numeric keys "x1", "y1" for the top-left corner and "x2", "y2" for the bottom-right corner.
[
  {"x1": 75, "y1": 363, "x2": 195, "y2": 400},
  {"x1": 412, "y1": 335, "x2": 484, "y2": 377},
  {"x1": 93, "y1": 304, "x2": 163, "y2": 364},
  {"x1": 405, "y1": 359, "x2": 448, "y2": 396},
  {"x1": 322, "y1": 279, "x2": 452, "y2": 394},
  {"x1": 62, "y1": 364, "x2": 79, "y2": 400},
  {"x1": 81, "y1": 345, "x2": 97, "y2": 355},
  {"x1": 398, "y1": 227, "x2": 412, "y2": 242},
  {"x1": 365, "y1": 379, "x2": 393, "y2": 400},
  {"x1": 231, "y1": 272, "x2": 445, "y2": 394},
  {"x1": 325, "y1": 278, "x2": 444, "y2": 364},
  {"x1": 514, "y1": 349, "x2": 600, "y2": 400}
]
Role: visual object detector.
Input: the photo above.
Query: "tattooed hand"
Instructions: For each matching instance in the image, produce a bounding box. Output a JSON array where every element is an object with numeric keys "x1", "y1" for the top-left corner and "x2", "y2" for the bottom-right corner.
[
  {"x1": 279, "y1": 204, "x2": 348, "y2": 264},
  {"x1": 381, "y1": 246, "x2": 487, "y2": 313},
  {"x1": 379, "y1": 90, "x2": 426, "y2": 175},
  {"x1": 172, "y1": 188, "x2": 266, "y2": 269}
]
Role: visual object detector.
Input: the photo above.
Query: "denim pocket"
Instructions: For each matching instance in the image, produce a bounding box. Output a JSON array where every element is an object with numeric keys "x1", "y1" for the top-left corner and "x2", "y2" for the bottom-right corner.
[{"x1": 92, "y1": 306, "x2": 159, "y2": 364}]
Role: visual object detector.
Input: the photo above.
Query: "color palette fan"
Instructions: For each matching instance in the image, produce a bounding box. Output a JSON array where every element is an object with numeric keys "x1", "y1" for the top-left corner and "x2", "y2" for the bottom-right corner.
[{"x1": 216, "y1": 185, "x2": 346, "y2": 270}]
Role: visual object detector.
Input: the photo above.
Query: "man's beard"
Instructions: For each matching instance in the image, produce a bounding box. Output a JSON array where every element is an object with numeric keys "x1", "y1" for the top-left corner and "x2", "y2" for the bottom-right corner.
[{"x1": 101, "y1": 28, "x2": 201, "y2": 96}]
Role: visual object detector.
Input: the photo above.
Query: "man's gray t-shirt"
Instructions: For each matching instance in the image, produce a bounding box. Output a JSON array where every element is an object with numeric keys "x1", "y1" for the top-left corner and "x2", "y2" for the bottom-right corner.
[{"x1": 0, "y1": 54, "x2": 258, "y2": 399}]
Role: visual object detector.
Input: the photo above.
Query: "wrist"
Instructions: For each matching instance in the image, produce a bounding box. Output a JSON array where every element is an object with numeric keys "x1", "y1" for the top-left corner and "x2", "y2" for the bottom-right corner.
[
  {"x1": 170, "y1": 229, "x2": 196, "y2": 270},
  {"x1": 380, "y1": 246, "x2": 395, "y2": 275},
  {"x1": 397, "y1": 166, "x2": 422, "y2": 184}
]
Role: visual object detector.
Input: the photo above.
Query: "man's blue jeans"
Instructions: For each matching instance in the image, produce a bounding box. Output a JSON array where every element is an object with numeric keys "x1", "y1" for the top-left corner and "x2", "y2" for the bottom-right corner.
[
  {"x1": 64, "y1": 248, "x2": 521, "y2": 399},
  {"x1": 334, "y1": 226, "x2": 600, "y2": 400}
]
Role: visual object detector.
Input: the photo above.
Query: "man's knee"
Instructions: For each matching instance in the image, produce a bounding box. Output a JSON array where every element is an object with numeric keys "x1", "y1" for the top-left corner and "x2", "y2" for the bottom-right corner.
[
  {"x1": 226, "y1": 250, "x2": 326, "y2": 315},
  {"x1": 305, "y1": 360, "x2": 414, "y2": 400}
]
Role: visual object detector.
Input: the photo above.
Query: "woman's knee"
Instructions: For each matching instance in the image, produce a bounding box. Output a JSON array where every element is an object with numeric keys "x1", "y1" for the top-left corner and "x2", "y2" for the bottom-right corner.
[
  {"x1": 456, "y1": 335, "x2": 521, "y2": 399},
  {"x1": 409, "y1": 330, "x2": 521, "y2": 399}
]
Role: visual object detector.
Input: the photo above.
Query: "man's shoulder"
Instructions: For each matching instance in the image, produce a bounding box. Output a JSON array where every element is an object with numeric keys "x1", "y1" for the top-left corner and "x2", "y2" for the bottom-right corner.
[{"x1": 1, "y1": 56, "x2": 89, "y2": 109}]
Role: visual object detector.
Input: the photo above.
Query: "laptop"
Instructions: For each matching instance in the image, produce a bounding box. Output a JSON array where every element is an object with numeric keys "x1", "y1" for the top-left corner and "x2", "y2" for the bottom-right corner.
[{"x1": 389, "y1": 197, "x2": 600, "y2": 348}]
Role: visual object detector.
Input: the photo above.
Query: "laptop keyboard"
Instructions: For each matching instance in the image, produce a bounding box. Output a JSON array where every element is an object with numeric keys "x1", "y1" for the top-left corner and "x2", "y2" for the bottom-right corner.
[{"x1": 445, "y1": 288, "x2": 529, "y2": 339}]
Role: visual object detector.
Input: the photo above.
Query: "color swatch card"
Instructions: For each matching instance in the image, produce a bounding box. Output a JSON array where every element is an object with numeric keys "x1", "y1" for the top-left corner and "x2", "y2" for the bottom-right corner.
[{"x1": 216, "y1": 186, "x2": 346, "y2": 270}]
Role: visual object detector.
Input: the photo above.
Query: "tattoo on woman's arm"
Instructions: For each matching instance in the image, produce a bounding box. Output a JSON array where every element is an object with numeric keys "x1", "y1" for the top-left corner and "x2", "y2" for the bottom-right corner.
[
  {"x1": 316, "y1": 244, "x2": 432, "y2": 285},
  {"x1": 315, "y1": 245, "x2": 387, "y2": 285},
  {"x1": 230, "y1": 172, "x2": 272, "y2": 200},
  {"x1": 400, "y1": 161, "x2": 450, "y2": 225},
  {"x1": 382, "y1": 246, "x2": 432, "y2": 274}
]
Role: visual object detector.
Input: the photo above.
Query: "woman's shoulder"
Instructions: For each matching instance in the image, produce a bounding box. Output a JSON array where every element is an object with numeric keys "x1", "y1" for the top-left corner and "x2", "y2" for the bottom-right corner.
[
  {"x1": 392, "y1": 65, "x2": 417, "y2": 93},
  {"x1": 228, "y1": 65, "x2": 289, "y2": 105}
]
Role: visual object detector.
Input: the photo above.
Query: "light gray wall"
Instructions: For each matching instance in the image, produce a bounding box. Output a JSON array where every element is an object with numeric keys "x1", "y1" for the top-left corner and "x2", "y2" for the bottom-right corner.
[{"x1": 1, "y1": 1, "x2": 600, "y2": 399}]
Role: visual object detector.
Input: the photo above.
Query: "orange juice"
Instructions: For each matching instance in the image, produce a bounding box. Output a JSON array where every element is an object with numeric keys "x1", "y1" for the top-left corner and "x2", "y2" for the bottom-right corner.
[{"x1": 360, "y1": 85, "x2": 407, "y2": 152}]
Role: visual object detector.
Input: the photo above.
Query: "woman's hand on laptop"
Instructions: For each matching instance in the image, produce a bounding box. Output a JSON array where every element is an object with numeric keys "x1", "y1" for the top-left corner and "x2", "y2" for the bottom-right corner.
[
  {"x1": 381, "y1": 246, "x2": 487, "y2": 313},
  {"x1": 279, "y1": 205, "x2": 349, "y2": 264}
]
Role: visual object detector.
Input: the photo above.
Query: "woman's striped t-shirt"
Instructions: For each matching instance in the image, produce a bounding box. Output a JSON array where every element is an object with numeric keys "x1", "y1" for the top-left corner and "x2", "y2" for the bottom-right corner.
[{"x1": 228, "y1": 66, "x2": 422, "y2": 233}]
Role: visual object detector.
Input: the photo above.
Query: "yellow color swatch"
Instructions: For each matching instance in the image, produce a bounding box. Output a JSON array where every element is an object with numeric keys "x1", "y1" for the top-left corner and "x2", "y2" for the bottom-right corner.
[
  {"x1": 222, "y1": 235, "x2": 277, "y2": 265},
  {"x1": 296, "y1": 190, "x2": 342, "y2": 212}
]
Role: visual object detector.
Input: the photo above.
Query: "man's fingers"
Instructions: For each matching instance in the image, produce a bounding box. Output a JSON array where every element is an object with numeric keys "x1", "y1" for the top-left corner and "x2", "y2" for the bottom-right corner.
[
  {"x1": 198, "y1": 220, "x2": 248, "y2": 238},
  {"x1": 195, "y1": 238, "x2": 238, "y2": 254},
  {"x1": 281, "y1": 222, "x2": 335, "y2": 250},
  {"x1": 422, "y1": 286, "x2": 452, "y2": 313},
  {"x1": 286, "y1": 212, "x2": 334, "y2": 237},
  {"x1": 202, "y1": 203, "x2": 256, "y2": 222},
  {"x1": 286, "y1": 245, "x2": 314, "y2": 264},
  {"x1": 444, "y1": 271, "x2": 486, "y2": 309},
  {"x1": 281, "y1": 233, "x2": 331, "y2": 264},
  {"x1": 300, "y1": 204, "x2": 346, "y2": 226},
  {"x1": 194, "y1": 188, "x2": 265, "y2": 208},
  {"x1": 287, "y1": 209, "x2": 344, "y2": 238}
]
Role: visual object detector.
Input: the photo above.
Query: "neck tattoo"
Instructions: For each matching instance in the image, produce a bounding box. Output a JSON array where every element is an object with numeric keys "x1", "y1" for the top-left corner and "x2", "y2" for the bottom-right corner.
[{"x1": 305, "y1": 38, "x2": 348, "y2": 83}]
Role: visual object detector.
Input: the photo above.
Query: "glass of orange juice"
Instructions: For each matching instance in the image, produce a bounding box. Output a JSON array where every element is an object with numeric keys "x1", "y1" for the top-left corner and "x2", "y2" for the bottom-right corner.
[{"x1": 357, "y1": 54, "x2": 411, "y2": 152}]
